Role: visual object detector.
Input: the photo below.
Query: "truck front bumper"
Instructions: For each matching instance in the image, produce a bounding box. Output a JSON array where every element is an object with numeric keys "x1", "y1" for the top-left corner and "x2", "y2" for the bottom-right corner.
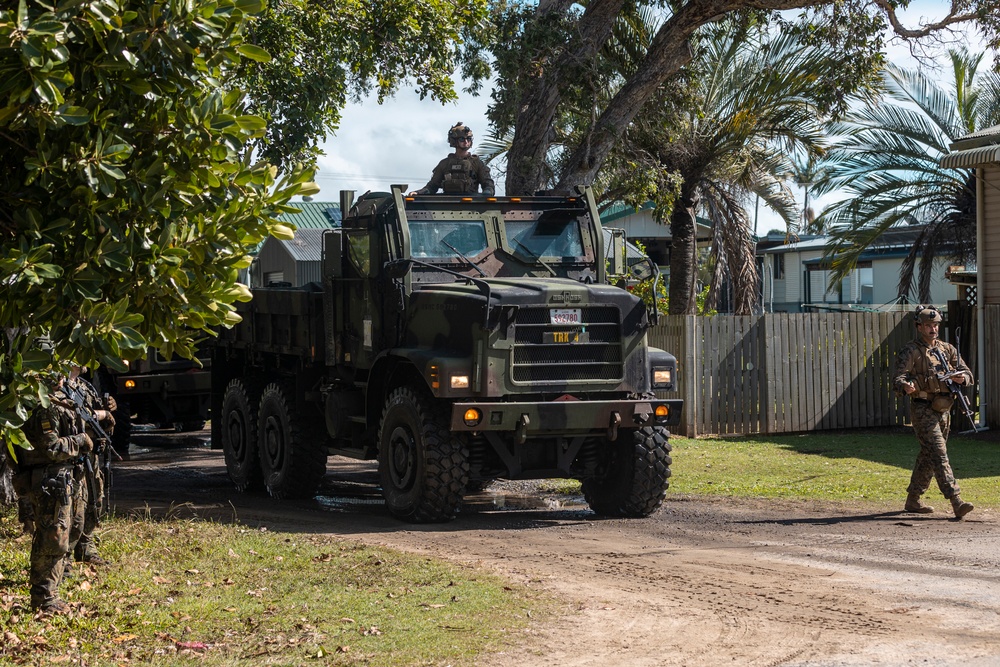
[{"x1": 450, "y1": 398, "x2": 683, "y2": 435}]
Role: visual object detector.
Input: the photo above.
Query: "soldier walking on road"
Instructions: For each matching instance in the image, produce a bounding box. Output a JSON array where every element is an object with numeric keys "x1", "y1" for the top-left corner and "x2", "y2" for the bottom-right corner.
[
  {"x1": 893, "y1": 305, "x2": 975, "y2": 519},
  {"x1": 411, "y1": 123, "x2": 495, "y2": 197},
  {"x1": 14, "y1": 374, "x2": 95, "y2": 614}
]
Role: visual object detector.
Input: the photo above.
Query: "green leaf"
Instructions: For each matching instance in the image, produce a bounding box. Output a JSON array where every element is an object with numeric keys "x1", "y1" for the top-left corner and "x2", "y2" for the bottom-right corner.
[
  {"x1": 237, "y1": 44, "x2": 271, "y2": 63},
  {"x1": 57, "y1": 105, "x2": 91, "y2": 125}
]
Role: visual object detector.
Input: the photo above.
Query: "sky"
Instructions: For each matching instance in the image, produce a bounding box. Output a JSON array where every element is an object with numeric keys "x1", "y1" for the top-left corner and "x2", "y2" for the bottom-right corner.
[{"x1": 315, "y1": 2, "x2": 996, "y2": 234}]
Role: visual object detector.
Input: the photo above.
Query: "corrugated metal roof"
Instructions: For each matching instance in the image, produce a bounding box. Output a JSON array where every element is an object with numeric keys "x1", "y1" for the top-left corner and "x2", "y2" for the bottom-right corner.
[
  {"x1": 278, "y1": 201, "x2": 341, "y2": 228},
  {"x1": 939, "y1": 144, "x2": 1000, "y2": 168},
  {"x1": 279, "y1": 228, "x2": 328, "y2": 262}
]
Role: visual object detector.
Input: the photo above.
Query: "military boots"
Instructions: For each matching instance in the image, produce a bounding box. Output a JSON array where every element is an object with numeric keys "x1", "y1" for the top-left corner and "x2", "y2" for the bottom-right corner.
[
  {"x1": 904, "y1": 492, "x2": 934, "y2": 514},
  {"x1": 951, "y1": 495, "x2": 974, "y2": 519}
]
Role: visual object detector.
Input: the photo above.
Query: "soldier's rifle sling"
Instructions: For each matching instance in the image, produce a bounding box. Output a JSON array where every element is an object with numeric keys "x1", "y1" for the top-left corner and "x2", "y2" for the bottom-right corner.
[{"x1": 930, "y1": 346, "x2": 979, "y2": 433}]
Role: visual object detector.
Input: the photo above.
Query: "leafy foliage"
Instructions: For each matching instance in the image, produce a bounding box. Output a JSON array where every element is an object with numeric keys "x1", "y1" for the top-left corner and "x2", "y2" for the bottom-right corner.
[
  {"x1": 814, "y1": 49, "x2": 1000, "y2": 301},
  {"x1": 0, "y1": 0, "x2": 318, "y2": 451},
  {"x1": 233, "y1": 0, "x2": 492, "y2": 169}
]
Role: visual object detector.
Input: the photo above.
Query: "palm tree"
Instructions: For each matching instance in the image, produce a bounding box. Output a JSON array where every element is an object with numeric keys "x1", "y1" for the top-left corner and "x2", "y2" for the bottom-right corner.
[
  {"x1": 814, "y1": 48, "x2": 1000, "y2": 302},
  {"x1": 640, "y1": 28, "x2": 844, "y2": 314}
]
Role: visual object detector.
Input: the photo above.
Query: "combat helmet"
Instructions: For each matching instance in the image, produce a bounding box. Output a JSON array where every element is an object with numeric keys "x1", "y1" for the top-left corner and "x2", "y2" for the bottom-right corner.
[
  {"x1": 447, "y1": 122, "x2": 473, "y2": 148},
  {"x1": 913, "y1": 304, "x2": 943, "y2": 324}
]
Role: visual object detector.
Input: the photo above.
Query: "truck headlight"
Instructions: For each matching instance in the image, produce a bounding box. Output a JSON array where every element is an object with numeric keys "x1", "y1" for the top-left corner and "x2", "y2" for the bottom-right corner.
[
  {"x1": 451, "y1": 375, "x2": 470, "y2": 389},
  {"x1": 652, "y1": 368, "x2": 671, "y2": 387}
]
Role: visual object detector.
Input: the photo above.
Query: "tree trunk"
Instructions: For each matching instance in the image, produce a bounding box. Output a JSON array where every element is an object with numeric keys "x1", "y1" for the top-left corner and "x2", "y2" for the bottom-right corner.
[
  {"x1": 504, "y1": 0, "x2": 628, "y2": 194},
  {"x1": 669, "y1": 189, "x2": 700, "y2": 315}
]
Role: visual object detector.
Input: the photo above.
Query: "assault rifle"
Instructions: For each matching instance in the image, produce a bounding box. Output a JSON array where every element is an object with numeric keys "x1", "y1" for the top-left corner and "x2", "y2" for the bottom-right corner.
[
  {"x1": 930, "y1": 342, "x2": 978, "y2": 434},
  {"x1": 64, "y1": 382, "x2": 122, "y2": 520}
]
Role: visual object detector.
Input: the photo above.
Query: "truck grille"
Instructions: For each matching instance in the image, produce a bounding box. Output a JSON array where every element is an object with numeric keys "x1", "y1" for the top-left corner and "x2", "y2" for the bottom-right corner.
[{"x1": 511, "y1": 306, "x2": 623, "y2": 383}]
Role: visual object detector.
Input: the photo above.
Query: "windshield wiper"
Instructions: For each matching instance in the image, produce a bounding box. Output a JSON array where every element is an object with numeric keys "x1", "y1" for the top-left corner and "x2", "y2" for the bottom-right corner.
[
  {"x1": 511, "y1": 239, "x2": 556, "y2": 276},
  {"x1": 441, "y1": 240, "x2": 487, "y2": 277}
]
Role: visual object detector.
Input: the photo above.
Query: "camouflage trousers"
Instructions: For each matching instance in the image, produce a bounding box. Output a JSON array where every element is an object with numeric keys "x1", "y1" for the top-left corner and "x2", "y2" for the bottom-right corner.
[
  {"x1": 27, "y1": 465, "x2": 80, "y2": 609},
  {"x1": 907, "y1": 402, "x2": 960, "y2": 499},
  {"x1": 70, "y1": 458, "x2": 103, "y2": 561}
]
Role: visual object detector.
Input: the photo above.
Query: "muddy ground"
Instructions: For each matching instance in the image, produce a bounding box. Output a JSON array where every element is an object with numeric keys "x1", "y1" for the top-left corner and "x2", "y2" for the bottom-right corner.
[{"x1": 111, "y1": 427, "x2": 1000, "y2": 666}]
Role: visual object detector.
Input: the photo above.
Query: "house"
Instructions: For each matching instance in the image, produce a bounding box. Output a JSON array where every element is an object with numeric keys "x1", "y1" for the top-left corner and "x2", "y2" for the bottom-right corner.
[
  {"x1": 757, "y1": 225, "x2": 956, "y2": 313},
  {"x1": 599, "y1": 202, "x2": 713, "y2": 268},
  {"x1": 249, "y1": 201, "x2": 341, "y2": 287},
  {"x1": 940, "y1": 124, "x2": 1000, "y2": 427}
]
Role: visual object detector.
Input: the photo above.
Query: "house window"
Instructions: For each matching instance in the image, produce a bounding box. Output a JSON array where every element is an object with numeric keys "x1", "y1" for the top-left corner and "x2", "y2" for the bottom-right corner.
[{"x1": 773, "y1": 254, "x2": 785, "y2": 279}]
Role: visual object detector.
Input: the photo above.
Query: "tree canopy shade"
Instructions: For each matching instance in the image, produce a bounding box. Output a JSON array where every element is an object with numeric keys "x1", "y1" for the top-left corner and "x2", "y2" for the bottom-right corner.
[
  {"x1": 232, "y1": 0, "x2": 492, "y2": 169},
  {"x1": 814, "y1": 49, "x2": 1000, "y2": 302},
  {"x1": 482, "y1": 0, "x2": 1000, "y2": 198},
  {"x1": 0, "y1": 0, "x2": 318, "y2": 452}
]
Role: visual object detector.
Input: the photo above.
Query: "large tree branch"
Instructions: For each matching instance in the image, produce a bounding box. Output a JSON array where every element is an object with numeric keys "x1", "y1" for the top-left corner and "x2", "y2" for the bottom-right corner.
[
  {"x1": 505, "y1": 0, "x2": 628, "y2": 194},
  {"x1": 874, "y1": 0, "x2": 979, "y2": 39}
]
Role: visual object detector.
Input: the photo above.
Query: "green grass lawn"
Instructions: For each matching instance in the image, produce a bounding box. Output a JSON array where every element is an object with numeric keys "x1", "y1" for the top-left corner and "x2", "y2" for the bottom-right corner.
[
  {"x1": 669, "y1": 429, "x2": 1000, "y2": 506},
  {"x1": 0, "y1": 511, "x2": 548, "y2": 666}
]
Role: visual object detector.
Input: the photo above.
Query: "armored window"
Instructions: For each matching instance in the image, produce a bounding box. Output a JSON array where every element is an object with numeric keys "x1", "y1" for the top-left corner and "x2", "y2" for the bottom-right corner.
[
  {"x1": 348, "y1": 231, "x2": 371, "y2": 275},
  {"x1": 504, "y1": 215, "x2": 584, "y2": 260},
  {"x1": 409, "y1": 220, "x2": 488, "y2": 259}
]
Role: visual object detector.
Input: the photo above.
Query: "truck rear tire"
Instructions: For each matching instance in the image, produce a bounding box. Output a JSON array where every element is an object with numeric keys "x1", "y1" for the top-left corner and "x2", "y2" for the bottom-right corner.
[
  {"x1": 582, "y1": 426, "x2": 672, "y2": 518},
  {"x1": 378, "y1": 387, "x2": 469, "y2": 523},
  {"x1": 258, "y1": 382, "x2": 327, "y2": 499},
  {"x1": 222, "y1": 379, "x2": 263, "y2": 492}
]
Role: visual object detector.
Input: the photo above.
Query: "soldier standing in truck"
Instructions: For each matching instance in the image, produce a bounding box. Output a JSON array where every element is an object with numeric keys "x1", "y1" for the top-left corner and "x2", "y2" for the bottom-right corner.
[{"x1": 411, "y1": 122, "x2": 495, "y2": 196}]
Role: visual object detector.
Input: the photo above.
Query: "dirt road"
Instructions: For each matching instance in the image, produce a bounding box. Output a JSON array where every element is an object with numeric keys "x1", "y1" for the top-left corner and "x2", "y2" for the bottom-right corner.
[{"x1": 114, "y1": 431, "x2": 1000, "y2": 666}]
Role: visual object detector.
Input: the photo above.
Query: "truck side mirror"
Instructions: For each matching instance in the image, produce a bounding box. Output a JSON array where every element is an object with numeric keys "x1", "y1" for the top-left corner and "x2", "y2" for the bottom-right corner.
[
  {"x1": 607, "y1": 228, "x2": 627, "y2": 278},
  {"x1": 323, "y1": 229, "x2": 344, "y2": 279},
  {"x1": 384, "y1": 258, "x2": 413, "y2": 279},
  {"x1": 631, "y1": 258, "x2": 654, "y2": 282}
]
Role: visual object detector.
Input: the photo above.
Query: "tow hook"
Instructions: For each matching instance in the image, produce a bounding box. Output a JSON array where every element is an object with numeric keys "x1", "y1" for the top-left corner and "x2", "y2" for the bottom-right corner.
[
  {"x1": 607, "y1": 411, "x2": 621, "y2": 441},
  {"x1": 516, "y1": 413, "x2": 530, "y2": 444}
]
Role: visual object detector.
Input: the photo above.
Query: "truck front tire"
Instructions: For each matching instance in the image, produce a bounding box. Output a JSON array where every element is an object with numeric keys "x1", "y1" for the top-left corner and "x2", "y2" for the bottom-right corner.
[
  {"x1": 222, "y1": 379, "x2": 263, "y2": 492},
  {"x1": 582, "y1": 426, "x2": 672, "y2": 518},
  {"x1": 258, "y1": 382, "x2": 327, "y2": 499},
  {"x1": 378, "y1": 387, "x2": 469, "y2": 523}
]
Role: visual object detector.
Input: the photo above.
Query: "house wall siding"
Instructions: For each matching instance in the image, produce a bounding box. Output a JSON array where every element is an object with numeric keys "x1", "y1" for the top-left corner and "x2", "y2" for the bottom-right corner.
[{"x1": 984, "y1": 164, "x2": 1000, "y2": 304}]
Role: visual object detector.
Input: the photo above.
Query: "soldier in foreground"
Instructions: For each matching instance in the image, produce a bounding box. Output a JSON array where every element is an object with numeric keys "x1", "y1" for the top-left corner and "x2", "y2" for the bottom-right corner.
[
  {"x1": 66, "y1": 364, "x2": 114, "y2": 566},
  {"x1": 411, "y1": 122, "x2": 495, "y2": 196},
  {"x1": 893, "y1": 305, "x2": 975, "y2": 519},
  {"x1": 17, "y1": 373, "x2": 95, "y2": 614}
]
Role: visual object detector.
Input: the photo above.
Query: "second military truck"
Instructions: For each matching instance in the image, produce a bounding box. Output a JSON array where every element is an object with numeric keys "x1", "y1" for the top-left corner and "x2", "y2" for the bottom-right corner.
[{"x1": 211, "y1": 185, "x2": 682, "y2": 522}]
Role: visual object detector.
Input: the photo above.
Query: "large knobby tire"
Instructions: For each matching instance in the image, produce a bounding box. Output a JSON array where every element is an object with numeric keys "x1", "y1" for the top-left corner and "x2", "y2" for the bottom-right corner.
[
  {"x1": 582, "y1": 426, "x2": 672, "y2": 518},
  {"x1": 222, "y1": 378, "x2": 263, "y2": 492},
  {"x1": 378, "y1": 387, "x2": 469, "y2": 523},
  {"x1": 257, "y1": 382, "x2": 327, "y2": 499}
]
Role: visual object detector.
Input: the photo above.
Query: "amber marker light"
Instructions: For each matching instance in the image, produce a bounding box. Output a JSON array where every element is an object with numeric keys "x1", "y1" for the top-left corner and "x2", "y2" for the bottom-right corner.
[
  {"x1": 461, "y1": 197, "x2": 473, "y2": 202},
  {"x1": 655, "y1": 405, "x2": 669, "y2": 418},
  {"x1": 405, "y1": 196, "x2": 415, "y2": 201},
  {"x1": 125, "y1": 380, "x2": 136, "y2": 389},
  {"x1": 429, "y1": 365, "x2": 440, "y2": 390},
  {"x1": 463, "y1": 408, "x2": 482, "y2": 427},
  {"x1": 510, "y1": 197, "x2": 521, "y2": 202}
]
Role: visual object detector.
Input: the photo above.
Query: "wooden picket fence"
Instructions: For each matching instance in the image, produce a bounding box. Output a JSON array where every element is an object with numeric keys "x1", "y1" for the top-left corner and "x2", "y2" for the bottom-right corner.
[{"x1": 647, "y1": 312, "x2": 917, "y2": 437}]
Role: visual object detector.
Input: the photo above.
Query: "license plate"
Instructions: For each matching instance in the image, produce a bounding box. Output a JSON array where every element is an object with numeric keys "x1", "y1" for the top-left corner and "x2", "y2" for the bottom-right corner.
[
  {"x1": 550, "y1": 308, "x2": 581, "y2": 325},
  {"x1": 544, "y1": 331, "x2": 589, "y2": 344}
]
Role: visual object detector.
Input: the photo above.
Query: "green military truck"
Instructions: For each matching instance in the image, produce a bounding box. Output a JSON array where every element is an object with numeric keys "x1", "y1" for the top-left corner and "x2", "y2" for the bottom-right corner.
[{"x1": 210, "y1": 185, "x2": 682, "y2": 522}]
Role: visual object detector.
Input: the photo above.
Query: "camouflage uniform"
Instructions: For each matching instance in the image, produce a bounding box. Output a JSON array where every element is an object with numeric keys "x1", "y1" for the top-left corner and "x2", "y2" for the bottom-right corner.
[
  {"x1": 16, "y1": 383, "x2": 92, "y2": 612},
  {"x1": 418, "y1": 153, "x2": 495, "y2": 196},
  {"x1": 892, "y1": 335, "x2": 973, "y2": 502},
  {"x1": 66, "y1": 376, "x2": 109, "y2": 564}
]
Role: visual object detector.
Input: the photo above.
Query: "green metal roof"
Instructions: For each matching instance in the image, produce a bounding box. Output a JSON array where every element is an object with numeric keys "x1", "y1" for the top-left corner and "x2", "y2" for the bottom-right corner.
[{"x1": 278, "y1": 201, "x2": 341, "y2": 228}]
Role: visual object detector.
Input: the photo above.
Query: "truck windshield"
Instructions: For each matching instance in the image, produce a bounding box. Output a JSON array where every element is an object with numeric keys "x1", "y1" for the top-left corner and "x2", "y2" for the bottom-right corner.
[
  {"x1": 410, "y1": 220, "x2": 489, "y2": 259},
  {"x1": 504, "y1": 215, "x2": 584, "y2": 260}
]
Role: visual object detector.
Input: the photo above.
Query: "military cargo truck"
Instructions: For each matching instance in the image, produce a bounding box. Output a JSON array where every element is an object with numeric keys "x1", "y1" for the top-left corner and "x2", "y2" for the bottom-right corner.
[{"x1": 210, "y1": 185, "x2": 682, "y2": 522}]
